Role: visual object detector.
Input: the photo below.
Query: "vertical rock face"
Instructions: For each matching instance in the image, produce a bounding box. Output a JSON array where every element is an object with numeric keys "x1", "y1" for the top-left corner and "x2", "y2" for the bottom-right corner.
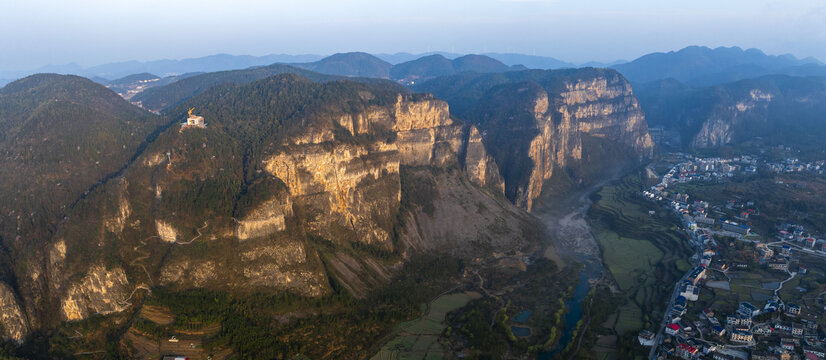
[
  {"x1": 235, "y1": 197, "x2": 293, "y2": 240},
  {"x1": 0, "y1": 282, "x2": 29, "y2": 343},
  {"x1": 264, "y1": 94, "x2": 500, "y2": 249},
  {"x1": 237, "y1": 241, "x2": 329, "y2": 297},
  {"x1": 60, "y1": 265, "x2": 130, "y2": 321},
  {"x1": 155, "y1": 220, "x2": 178, "y2": 242},
  {"x1": 691, "y1": 88, "x2": 774, "y2": 148},
  {"x1": 462, "y1": 126, "x2": 505, "y2": 192},
  {"x1": 465, "y1": 70, "x2": 654, "y2": 210}
]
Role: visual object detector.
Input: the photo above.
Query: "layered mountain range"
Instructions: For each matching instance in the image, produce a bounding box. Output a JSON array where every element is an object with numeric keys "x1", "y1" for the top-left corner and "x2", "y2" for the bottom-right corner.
[
  {"x1": 617, "y1": 46, "x2": 826, "y2": 152},
  {"x1": 0, "y1": 60, "x2": 654, "y2": 350},
  {"x1": 636, "y1": 75, "x2": 826, "y2": 150},
  {"x1": 5, "y1": 45, "x2": 825, "y2": 355}
]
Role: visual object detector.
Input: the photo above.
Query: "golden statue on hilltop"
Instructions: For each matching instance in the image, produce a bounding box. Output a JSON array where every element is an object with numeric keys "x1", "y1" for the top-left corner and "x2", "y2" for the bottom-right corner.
[{"x1": 188, "y1": 107, "x2": 195, "y2": 117}]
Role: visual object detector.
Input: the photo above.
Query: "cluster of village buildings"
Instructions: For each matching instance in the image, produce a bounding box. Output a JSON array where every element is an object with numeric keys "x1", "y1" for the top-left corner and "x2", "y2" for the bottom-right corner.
[
  {"x1": 765, "y1": 158, "x2": 824, "y2": 175},
  {"x1": 637, "y1": 156, "x2": 826, "y2": 360}
]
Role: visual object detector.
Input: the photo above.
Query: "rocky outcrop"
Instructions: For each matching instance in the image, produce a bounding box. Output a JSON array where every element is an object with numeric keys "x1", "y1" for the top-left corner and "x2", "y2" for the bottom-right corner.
[
  {"x1": 159, "y1": 260, "x2": 217, "y2": 288},
  {"x1": 0, "y1": 282, "x2": 29, "y2": 343},
  {"x1": 522, "y1": 75, "x2": 652, "y2": 209},
  {"x1": 466, "y1": 71, "x2": 654, "y2": 210},
  {"x1": 264, "y1": 94, "x2": 490, "y2": 248},
  {"x1": 104, "y1": 187, "x2": 131, "y2": 234},
  {"x1": 155, "y1": 220, "x2": 178, "y2": 243},
  {"x1": 239, "y1": 241, "x2": 329, "y2": 297},
  {"x1": 236, "y1": 197, "x2": 293, "y2": 240},
  {"x1": 691, "y1": 89, "x2": 774, "y2": 148},
  {"x1": 60, "y1": 265, "x2": 130, "y2": 321},
  {"x1": 399, "y1": 169, "x2": 536, "y2": 255},
  {"x1": 462, "y1": 126, "x2": 505, "y2": 192}
]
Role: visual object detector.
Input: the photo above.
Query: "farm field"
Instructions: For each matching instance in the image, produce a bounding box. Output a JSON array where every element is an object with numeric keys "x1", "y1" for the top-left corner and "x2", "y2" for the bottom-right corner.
[
  {"x1": 371, "y1": 292, "x2": 481, "y2": 360},
  {"x1": 587, "y1": 174, "x2": 693, "y2": 338}
]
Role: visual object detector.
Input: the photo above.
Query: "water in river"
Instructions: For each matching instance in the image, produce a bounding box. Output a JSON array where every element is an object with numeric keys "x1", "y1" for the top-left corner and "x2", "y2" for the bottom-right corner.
[
  {"x1": 538, "y1": 256, "x2": 602, "y2": 359},
  {"x1": 533, "y1": 182, "x2": 608, "y2": 359}
]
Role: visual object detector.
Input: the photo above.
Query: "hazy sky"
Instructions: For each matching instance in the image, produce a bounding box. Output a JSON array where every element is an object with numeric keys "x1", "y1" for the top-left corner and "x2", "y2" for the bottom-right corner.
[{"x1": 1, "y1": 0, "x2": 825, "y2": 70}]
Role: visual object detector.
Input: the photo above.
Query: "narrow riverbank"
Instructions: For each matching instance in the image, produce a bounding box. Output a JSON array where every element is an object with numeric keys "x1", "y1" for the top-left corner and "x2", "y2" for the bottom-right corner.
[{"x1": 532, "y1": 182, "x2": 609, "y2": 358}]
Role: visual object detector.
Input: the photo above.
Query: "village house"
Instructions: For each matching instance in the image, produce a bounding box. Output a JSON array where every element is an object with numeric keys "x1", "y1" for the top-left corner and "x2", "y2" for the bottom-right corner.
[
  {"x1": 712, "y1": 353, "x2": 737, "y2": 360},
  {"x1": 792, "y1": 323, "x2": 804, "y2": 337},
  {"x1": 680, "y1": 283, "x2": 700, "y2": 301},
  {"x1": 726, "y1": 314, "x2": 752, "y2": 328},
  {"x1": 804, "y1": 348, "x2": 826, "y2": 359},
  {"x1": 738, "y1": 302, "x2": 760, "y2": 318},
  {"x1": 775, "y1": 322, "x2": 794, "y2": 334},
  {"x1": 695, "y1": 215, "x2": 715, "y2": 225},
  {"x1": 769, "y1": 258, "x2": 789, "y2": 272},
  {"x1": 666, "y1": 323, "x2": 680, "y2": 336},
  {"x1": 687, "y1": 267, "x2": 707, "y2": 286},
  {"x1": 638, "y1": 330, "x2": 656, "y2": 346},
  {"x1": 729, "y1": 329, "x2": 753, "y2": 344},
  {"x1": 756, "y1": 243, "x2": 774, "y2": 259},
  {"x1": 722, "y1": 221, "x2": 751, "y2": 235},
  {"x1": 786, "y1": 303, "x2": 801, "y2": 317},
  {"x1": 677, "y1": 343, "x2": 700, "y2": 359},
  {"x1": 801, "y1": 314, "x2": 820, "y2": 331},
  {"x1": 702, "y1": 308, "x2": 715, "y2": 318},
  {"x1": 752, "y1": 353, "x2": 782, "y2": 360}
]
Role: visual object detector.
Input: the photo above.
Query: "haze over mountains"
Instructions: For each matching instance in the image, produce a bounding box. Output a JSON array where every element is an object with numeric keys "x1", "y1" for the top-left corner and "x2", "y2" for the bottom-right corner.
[
  {"x1": 5, "y1": 45, "x2": 825, "y2": 155},
  {"x1": 1, "y1": 43, "x2": 826, "y2": 357},
  {"x1": 0, "y1": 52, "x2": 578, "y2": 87},
  {"x1": 614, "y1": 45, "x2": 824, "y2": 85}
]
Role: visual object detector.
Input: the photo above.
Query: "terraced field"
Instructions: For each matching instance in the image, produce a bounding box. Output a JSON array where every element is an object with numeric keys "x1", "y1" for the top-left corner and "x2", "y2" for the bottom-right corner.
[{"x1": 587, "y1": 174, "x2": 694, "y2": 337}]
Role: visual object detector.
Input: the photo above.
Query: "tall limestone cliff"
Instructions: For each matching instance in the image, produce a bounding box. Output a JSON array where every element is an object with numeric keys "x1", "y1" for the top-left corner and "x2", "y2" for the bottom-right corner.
[
  {"x1": 0, "y1": 283, "x2": 28, "y2": 343},
  {"x1": 417, "y1": 68, "x2": 654, "y2": 210},
  {"x1": 690, "y1": 89, "x2": 774, "y2": 148}
]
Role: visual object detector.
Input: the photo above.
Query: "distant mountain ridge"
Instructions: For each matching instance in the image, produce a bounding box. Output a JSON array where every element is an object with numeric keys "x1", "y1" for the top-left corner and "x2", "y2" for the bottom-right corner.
[
  {"x1": 131, "y1": 62, "x2": 406, "y2": 112},
  {"x1": 375, "y1": 51, "x2": 576, "y2": 69},
  {"x1": 0, "y1": 53, "x2": 326, "y2": 82},
  {"x1": 132, "y1": 53, "x2": 535, "y2": 111},
  {"x1": 0, "y1": 51, "x2": 580, "y2": 88},
  {"x1": 390, "y1": 54, "x2": 525, "y2": 83},
  {"x1": 291, "y1": 52, "x2": 393, "y2": 78},
  {"x1": 613, "y1": 46, "x2": 824, "y2": 85}
]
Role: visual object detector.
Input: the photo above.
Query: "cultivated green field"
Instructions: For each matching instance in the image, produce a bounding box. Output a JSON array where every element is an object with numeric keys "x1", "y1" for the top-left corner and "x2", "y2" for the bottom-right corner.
[
  {"x1": 371, "y1": 292, "x2": 480, "y2": 360},
  {"x1": 597, "y1": 230, "x2": 664, "y2": 292},
  {"x1": 588, "y1": 174, "x2": 694, "y2": 338}
]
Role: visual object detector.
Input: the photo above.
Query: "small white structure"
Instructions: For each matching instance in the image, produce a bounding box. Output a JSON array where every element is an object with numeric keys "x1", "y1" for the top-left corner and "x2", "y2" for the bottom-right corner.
[
  {"x1": 182, "y1": 108, "x2": 206, "y2": 129},
  {"x1": 638, "y1": 330, "x2": 656, "y2": 346}
]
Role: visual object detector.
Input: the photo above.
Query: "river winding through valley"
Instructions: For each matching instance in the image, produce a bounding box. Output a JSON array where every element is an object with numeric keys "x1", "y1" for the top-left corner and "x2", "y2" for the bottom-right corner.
[{"x1": 533, "y1": 183, "x2": 608, "y2": 359}]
